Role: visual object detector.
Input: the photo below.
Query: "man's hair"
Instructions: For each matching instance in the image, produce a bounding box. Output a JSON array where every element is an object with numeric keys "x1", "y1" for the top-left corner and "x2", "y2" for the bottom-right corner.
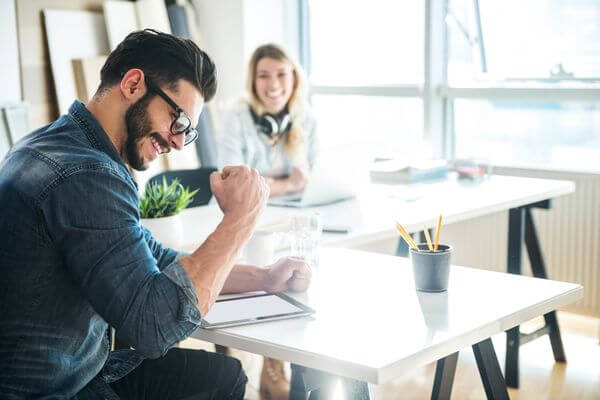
[{"x1": 98, "y1": 29, "x2": 216, "y2": 101}]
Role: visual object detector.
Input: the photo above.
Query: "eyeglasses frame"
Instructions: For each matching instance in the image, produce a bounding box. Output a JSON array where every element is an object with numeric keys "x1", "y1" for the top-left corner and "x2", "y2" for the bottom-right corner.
[{"x1": 144, "y1": 77, "x2": 198, "y2": 146}]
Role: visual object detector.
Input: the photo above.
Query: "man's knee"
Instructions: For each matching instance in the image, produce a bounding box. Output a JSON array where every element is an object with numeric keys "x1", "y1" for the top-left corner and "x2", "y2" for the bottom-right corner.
[{"x1": 219, "y1": 354, "x2": 247, "y2": 400}]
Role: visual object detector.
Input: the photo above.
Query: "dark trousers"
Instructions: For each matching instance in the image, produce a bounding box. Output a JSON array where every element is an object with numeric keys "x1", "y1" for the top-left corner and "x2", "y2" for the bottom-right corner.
[{"x1": 110, "y1": 348, "x2": 247, "y2": 400}]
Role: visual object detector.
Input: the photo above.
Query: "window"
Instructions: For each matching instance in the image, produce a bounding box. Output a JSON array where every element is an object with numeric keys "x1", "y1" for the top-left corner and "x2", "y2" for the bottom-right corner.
[
  {"x1": 312, "y1": 95, "x2": 424, "y2": 158},
  {"x1": 454, "y1": 100, "x2": 600, "y2": 171},
  {"x1": 303, "y1": 1, "x2": 600, "y2": 172},
  {"x1": 306, "y1": 0, "x2": 425, "y2": 158},
  {"x1": 309, "y1": 0, "x2": 423, "y2": 85},
  {"x1": 446, "y1": 0, "x2": 600, "y2": 171},
  {"x1": 448, "y1": 0, "x2": 600, "y2": 82}
]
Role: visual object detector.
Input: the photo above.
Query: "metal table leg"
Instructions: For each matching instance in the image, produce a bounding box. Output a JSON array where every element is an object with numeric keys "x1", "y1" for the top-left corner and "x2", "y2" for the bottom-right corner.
[{"x1": 505, "y1": 201, "x2": 566, "y2": 388}]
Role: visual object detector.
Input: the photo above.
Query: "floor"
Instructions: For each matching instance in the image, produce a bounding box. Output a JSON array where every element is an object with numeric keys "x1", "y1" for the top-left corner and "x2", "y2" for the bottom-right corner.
[{"x1": 180, "y1": 311, "x2": 600, "y2": 399}]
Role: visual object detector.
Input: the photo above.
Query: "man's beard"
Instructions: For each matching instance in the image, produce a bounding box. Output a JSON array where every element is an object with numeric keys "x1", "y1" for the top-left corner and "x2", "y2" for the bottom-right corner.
[{"x1": 124, "y1": 93, "x2": 170, "y2": 171}]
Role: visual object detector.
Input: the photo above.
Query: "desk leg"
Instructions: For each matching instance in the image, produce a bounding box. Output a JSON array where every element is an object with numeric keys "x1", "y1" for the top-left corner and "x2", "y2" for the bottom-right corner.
[
  {"x1": 505, "y1": 204, "x2": 567, "y2": 388},
  {"x1": 431, "y1": 352, "x2": 458, "y2": 400},
  {"x1": 524, "y1": 208, "x2": 566, "y2": 364},
  {"x1": 290, "y1": 364, "x2": 371, "y2": 400},
  {"x1": 505, "y1": 207, "x2": 524, "y2": 388},
  {"x1": 473, "y1": 338, "x2": 510, "y2": 400}
]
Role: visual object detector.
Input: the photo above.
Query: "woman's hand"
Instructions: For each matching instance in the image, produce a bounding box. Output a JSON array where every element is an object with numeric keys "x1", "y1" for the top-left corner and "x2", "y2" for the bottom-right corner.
[
  {"x1": 265, "y1": 167, "x2": 309, "y2": 197},
  {"x1": 287, "y1": 167, "x2": 308, "y2": 193}
]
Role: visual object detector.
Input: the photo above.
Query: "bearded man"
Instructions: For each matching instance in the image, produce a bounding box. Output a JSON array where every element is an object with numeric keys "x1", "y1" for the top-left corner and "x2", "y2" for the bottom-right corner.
[{"x1": 0, "y1": 29, "x2": 311, "y2": 400}]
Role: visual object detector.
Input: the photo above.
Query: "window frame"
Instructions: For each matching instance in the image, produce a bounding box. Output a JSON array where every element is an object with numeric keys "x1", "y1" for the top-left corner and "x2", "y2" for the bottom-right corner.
[{"x1": 300, "y1": 0, "x2": 600, "y2": 169}]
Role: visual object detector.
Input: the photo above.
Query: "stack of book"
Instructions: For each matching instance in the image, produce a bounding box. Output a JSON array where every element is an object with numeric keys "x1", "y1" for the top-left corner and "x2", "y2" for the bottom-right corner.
[{"x1": 370, "y1": 159, "x2": 448, "y2": 183}]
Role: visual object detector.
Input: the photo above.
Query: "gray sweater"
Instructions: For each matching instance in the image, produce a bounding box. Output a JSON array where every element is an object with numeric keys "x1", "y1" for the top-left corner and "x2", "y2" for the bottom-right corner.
[{"x1": 218, "y1": 101, "x2": 318, "y2": 178}]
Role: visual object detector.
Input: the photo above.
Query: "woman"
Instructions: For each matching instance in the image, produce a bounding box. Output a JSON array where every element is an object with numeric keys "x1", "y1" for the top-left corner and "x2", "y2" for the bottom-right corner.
[
  {"x1": 219, "y1": 43, "x2": 318, "y2": 197},
  {"x1": 218, "y1": 44, "x2": 318, "y2": 400}
]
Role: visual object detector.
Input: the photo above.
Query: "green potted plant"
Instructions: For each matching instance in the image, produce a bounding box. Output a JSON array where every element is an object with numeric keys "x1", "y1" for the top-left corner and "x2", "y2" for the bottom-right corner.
[{"x1": 139, "y1": 177, "x2": 198, "y2": 248}]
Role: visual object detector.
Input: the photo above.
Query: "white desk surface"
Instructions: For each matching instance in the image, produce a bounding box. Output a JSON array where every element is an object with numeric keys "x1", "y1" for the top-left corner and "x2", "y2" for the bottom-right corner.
[
  {"x1": 191, "y1": 247, "x2": 583, "y2": 384},
  {"x1": 180, "y1": 174, "x2": 575, "y2": 250}
]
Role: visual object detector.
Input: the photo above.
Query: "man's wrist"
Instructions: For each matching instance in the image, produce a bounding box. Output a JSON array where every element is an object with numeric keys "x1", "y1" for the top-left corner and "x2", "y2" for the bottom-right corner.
[
  {"x1": 219, "y1": 214, "x2": 256, "y2": 245},
  {"x1": 256, "y1": 266, "x2": 270, "y2": 292}
]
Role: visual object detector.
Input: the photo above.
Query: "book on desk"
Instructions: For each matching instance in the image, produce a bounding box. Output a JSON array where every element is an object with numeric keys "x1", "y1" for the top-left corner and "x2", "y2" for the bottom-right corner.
[{"x1": 370, "y1": 159, "x2": 448, "y2": 183}]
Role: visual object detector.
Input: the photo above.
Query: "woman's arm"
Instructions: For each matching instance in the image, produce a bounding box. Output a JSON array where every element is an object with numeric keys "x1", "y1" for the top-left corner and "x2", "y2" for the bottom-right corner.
[{"x1": 266, "y1": 167, "x2": 308, "y2": 197}]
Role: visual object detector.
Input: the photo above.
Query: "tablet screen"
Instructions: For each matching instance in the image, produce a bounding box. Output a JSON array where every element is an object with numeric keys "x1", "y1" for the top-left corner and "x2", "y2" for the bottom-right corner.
[{"x1": 202, "y1": 293, "x2": 311, "y2": 328}]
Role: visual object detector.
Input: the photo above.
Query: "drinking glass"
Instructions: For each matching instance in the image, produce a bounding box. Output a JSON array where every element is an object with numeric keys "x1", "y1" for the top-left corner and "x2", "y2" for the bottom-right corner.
[{"x1": 289, "y1": 212, "x2": 323, "y2": 268}]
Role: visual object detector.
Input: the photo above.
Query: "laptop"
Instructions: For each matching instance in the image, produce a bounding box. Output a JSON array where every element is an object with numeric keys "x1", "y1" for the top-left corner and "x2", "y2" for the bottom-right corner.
[{"x1": 268, "y1": 153, "x2": 361, "y2": 208}]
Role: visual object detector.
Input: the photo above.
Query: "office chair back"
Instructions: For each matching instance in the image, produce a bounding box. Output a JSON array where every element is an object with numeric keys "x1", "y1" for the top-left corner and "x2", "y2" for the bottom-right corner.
[
  {"x1": 195, "y1": 111, "x2": 218, "y2": 168},
  {"x1": 146, "y1": 167, "x2": 217, "y2": 208}
]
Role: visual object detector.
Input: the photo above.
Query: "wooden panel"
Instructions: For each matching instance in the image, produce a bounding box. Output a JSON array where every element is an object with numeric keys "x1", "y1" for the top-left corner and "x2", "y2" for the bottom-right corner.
[
  {"x1": 43, "y1": 9, "x2": 109, "y2": 115},
  {"x1": 0, "y1": 0, "x2": 21, "y2": 102},
  {"x1": 136, "y1": 0, "x2": 172, "y2": 33},
  {"x1": 72, "y1": 55, "x2": 107, "y2": 103},
  {"x1": 103, "y1": 0, "x2": 138, "y2": 50},
  {"x1": 15, "y1": 0, "x2": 103, "y2": 126}
]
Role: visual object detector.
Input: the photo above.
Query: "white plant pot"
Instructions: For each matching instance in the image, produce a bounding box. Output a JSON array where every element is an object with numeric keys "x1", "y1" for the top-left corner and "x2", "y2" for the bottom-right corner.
[{"x1": 140, "y1": 214, "x2": 184, "y2": 249}]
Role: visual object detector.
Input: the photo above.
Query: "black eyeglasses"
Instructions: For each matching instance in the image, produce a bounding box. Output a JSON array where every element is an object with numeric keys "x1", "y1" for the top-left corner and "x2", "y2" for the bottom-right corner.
[{"x1": 145, "y1": 78, "x2": 198, "y2": 146}]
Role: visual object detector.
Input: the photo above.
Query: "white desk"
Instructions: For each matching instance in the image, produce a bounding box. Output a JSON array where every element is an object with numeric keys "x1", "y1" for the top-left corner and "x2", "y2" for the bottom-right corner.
[
  {"x1": 180, "y1": 174, "x2": 574, "y2": 249},
  {"x1": 179, "y1": 174, "x2": 576, "y2": 393},
  {"x1": 191, "y1": 248, "x2": 583, "y2": 399}
]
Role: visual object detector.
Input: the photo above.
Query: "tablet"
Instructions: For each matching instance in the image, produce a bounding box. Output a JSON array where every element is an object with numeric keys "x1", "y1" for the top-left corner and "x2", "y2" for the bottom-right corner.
[{"x1": 200, "y1": 292, "x2": 315, "y2": 329}]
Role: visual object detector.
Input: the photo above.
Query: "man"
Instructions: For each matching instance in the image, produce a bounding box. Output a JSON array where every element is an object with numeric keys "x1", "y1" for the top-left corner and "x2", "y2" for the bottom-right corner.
[{"x1": 0, "y1": 30, "x2": 311, "y2": 399}]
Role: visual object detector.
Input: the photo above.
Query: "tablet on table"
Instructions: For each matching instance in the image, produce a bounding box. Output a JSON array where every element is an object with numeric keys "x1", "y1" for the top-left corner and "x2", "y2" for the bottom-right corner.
[{"x1": 200, "y1": 292, "x2": 315, "y2": 329}]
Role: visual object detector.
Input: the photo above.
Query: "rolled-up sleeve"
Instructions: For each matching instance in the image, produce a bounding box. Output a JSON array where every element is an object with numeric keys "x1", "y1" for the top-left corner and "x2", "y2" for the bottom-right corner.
[{"x1": 41, "y1": 167, "x2": 201, "y2": 358}]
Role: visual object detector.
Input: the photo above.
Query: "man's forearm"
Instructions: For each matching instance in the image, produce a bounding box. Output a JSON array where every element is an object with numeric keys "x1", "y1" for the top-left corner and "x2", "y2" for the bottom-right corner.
[
  {"x1": 220, "y1": 264, "x2": 268, "y2": 294},
  {"x1": 178, "y1": 215, "x2": 255, "y2": 315}
]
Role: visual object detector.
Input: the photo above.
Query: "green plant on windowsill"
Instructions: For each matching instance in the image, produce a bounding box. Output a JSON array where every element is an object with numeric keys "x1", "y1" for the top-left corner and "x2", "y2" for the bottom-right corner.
[{"x1": 140, "y1": 177, "x2": 199, "y2": 219}]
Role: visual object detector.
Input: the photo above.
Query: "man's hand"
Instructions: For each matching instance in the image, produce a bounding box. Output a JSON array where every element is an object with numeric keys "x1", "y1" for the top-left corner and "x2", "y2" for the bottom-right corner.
[
  {"x1": 182, "y1": 166, "x2": 269, "y2": 315},
  {"x1": 264, "y1": 257, "x2": 312, "y2": 293},
  {"x1": 287, "y1": 167, "x2": 308, "y2": 193},
  {"x1": 210, "y1": 166, "x2": 270, "y2": 221}
]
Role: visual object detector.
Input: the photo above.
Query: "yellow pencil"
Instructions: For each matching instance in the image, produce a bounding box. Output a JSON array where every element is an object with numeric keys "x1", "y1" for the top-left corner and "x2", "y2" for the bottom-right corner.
[
  {"x1": 424, "y1": 229, "x2": 434, "y2": 251},
  {"x1": 396, "y1": 222, "x2": 419, "y2": 250},
  {"x1": 396, "y1": 222, "x2": 418, "y2": 250},
  {"x1": 433, "y1": 214, "x2": 443, "y2": 251}
]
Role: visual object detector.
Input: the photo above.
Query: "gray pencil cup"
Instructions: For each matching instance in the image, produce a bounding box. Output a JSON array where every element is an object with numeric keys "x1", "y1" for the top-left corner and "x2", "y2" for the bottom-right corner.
[{"x1": 410, "y1": 244, "x2": 453, "y2": 292}]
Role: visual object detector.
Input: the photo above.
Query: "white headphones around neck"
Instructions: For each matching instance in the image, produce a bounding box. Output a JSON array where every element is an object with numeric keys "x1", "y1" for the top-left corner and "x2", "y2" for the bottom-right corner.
[{"x1": 249, "y1": 106, "x2": 292, "y2": 140}]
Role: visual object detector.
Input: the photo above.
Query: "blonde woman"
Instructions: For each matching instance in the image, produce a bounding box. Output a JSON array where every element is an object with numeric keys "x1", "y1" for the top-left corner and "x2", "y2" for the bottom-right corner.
[
  {"x1": 218, "y1": 44, "x2": 318, "y2": 399},
  {"x1": 219, "y1": 43, "x2": 318, "y2": 197}
]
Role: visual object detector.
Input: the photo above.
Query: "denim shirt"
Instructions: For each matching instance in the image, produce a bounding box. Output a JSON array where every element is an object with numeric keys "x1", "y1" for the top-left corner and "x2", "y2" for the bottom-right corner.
[{"x1": 0, "y1": 101, "x2": 202, "y2": 399}]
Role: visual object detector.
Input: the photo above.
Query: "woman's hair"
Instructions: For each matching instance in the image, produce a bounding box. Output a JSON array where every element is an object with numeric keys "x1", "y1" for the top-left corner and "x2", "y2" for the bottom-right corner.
[{"x1": 246, "y1": 43, "x2": 308, "y2": 156}]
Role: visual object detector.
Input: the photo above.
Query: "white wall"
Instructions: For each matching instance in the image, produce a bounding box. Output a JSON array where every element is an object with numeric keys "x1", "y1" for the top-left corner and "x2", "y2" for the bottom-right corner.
[
  {"x1": 191, "y1": 0, "x2": 298, "y2": 116},
  {"x1": 0, "y1": 0, "x2": 22, "y2": 103}
]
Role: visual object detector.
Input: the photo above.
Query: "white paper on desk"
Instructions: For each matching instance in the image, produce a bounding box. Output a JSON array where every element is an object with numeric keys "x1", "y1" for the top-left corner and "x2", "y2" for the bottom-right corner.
[{"x1": 203, "y1": 294, "x2": 304, "y2": 325}]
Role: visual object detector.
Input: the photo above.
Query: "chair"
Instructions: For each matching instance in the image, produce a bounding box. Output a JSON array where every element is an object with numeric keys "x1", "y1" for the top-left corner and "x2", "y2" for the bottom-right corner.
[
  {"x1": 194, "y1": 109, "x2": 219, "y2": 168},
  {"x1": 146, "y1": 167, "x2": 218, "y2": 208}
]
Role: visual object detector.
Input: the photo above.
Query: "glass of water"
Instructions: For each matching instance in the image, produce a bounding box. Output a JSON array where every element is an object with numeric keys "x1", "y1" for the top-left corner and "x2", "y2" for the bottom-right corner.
[{"x1": 289, "y1": 212, "x2": 323, "y2": 268}]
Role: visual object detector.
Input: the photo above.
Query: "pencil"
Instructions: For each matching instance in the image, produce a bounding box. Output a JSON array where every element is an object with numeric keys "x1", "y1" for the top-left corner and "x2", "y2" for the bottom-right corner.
[
  {"x1": 433, "y1": 214, "x2": 443, "y2": 251},
  {"x1": 396, "y1": 222, "x2": 418, "y2": 250},
  {"x1": 424, "y1": 229, "x2": 434, "y2": 251}
]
